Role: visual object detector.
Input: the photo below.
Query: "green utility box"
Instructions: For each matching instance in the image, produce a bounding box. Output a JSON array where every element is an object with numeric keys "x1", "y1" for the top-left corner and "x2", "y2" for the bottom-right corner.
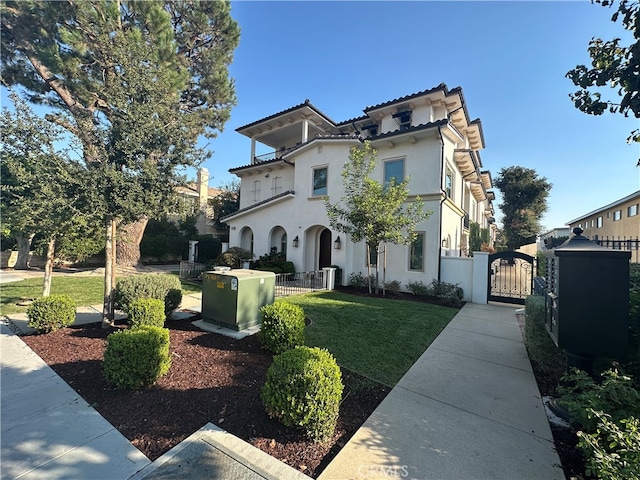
[{"x1": 201, "y1": 269, "x2": 276, "y2": 331}]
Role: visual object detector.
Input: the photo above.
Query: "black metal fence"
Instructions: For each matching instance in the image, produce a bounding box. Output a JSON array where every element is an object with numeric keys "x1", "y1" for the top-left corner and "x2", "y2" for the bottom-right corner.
[
  {"x1": 595, "y1": 237, "x2": 640, "y2": 263},
  {"x1": 275, "y1": 271, "x2": 326, "y2": 297}
]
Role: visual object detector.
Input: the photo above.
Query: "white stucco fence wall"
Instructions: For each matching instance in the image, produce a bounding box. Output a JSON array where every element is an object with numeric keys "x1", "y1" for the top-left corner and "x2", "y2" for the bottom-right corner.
[{"x1": 440, "y1": 251, "x2": 489, "y2": 304}]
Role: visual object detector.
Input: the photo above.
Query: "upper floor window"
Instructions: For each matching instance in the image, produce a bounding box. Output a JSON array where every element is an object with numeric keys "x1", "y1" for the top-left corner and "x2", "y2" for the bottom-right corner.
[
  {"x1": 252, "y1": 180, "x2": 261, "y2": 203},
  {"x1": 312, "y1": 166, "x2": 327, "y2": 196},
  {"x1": 392, "y1": 110, "x2": 412, "y2": 130},
  {"x1": 613, "y1": 210, "x2": 622, "y2": 221},
  {"x1": 271, "y1": 176, "x2": 282, "y2": 196},
  {"x1": 445, "y1": 167, "x2": 454, "y2": 199},
  {"x1": 628, "y1": 204, "x2": 638, "y2": 217},
  {"x1": 384, "y1": 158, "x2": 404, "y2": 188},
  {"x1": 597, "y1": 216, "x2": 603, "y2": 228},
  {"x1": 409, "y1": 232, "x2": 425, "y2": 271}
]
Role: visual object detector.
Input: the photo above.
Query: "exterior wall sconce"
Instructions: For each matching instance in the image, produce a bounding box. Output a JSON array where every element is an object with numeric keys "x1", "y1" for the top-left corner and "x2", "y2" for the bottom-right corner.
[
  {"x1": 334, "y1": 236, "x2": 341, "y2": 249},
  {"x1": 292, "y1": 236, "x2": 299, "y2": 248}
]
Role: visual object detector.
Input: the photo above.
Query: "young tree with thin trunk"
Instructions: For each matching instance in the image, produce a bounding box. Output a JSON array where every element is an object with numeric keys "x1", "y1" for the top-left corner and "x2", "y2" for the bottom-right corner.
[
  {"x1": 325, "y1": 141, "x2": 431, "y2": 294},
  {"x1": 1, "y1": 1, "x2": 240, "y2": 326}
]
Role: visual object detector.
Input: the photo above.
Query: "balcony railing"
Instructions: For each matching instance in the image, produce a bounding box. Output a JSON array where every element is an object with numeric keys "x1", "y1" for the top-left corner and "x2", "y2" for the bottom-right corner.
[{"x1": 253, "y1": 145, "x2": 300, "y2": 164}]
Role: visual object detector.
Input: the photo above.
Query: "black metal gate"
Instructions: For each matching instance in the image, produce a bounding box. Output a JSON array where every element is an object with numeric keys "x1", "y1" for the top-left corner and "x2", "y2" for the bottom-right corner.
[{"x1": 487, "y1": 251, "x2": 536, "y2": 305}]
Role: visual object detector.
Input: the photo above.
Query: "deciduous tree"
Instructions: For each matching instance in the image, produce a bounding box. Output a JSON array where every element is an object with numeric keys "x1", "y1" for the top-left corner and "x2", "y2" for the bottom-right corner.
[
  {"x1": 1, "y1": 91, "x2": 90, "y2": 294},
  {"x1": 1, "y1": 1, "x2": 239, "y2": 325},
  {"x1": 325, "y1": 141, "x2": 431, "y2": 294},
  {"x1": 494, "y1": 166, "x2": 551, "y2": 251},
  {"x1": 566, "y1": 0, "x2": 640, "y2": 164}
]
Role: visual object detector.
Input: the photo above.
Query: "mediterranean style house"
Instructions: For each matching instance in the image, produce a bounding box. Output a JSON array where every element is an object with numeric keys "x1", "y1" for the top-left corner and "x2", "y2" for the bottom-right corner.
[
  {"x1": 173, "y1": 167, "x2": 222, "y2": 236},
  {"x1": 222, "y1": 84, "x2": 496, "y2": 286}
]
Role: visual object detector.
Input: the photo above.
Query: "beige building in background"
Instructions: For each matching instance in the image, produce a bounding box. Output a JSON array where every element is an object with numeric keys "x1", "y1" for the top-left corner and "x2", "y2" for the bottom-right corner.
[{"x1": 568, "y1": 190, "x2": 640, "y2": 240}]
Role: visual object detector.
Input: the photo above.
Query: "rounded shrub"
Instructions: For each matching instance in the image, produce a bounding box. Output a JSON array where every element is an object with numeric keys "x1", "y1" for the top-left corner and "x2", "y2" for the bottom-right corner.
[
  {"x1": 261, "y1": 346, "x2": 344, "y2": 443},
  {"x1": 128, "y1": 298, "x2": 166, "y2": 328},
  {"x1": 26, "y1": 294, "x2": 76, "y2": 333},
  {"x1": 259, "y1": 301, "x2": 305, "y2": 354},
  {"x1": 114, "y1": 274, "x2": 182, "y2": 316},
  {"x1": 103, "y1": 326, "x2": 171, "y2": 390}
]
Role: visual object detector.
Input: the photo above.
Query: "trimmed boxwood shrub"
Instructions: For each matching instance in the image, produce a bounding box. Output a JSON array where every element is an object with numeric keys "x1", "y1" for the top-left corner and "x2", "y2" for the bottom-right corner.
[
  {"x1": 114, "y1": 274, "x2": 182, "y2": 315},
  {"x1": 26, "y1": 294, "x2": 76, "y2": 333},
  {"x1": 261, "y1": 346, "x2": 344, "y2": 443},
  {"x1": 103, "y1": 326, "x2": 171, "y2": 390},
  {"x1": 259, "y1": 301, "x2": 305, "y2": 354},
  {"x1": 128, "y1": 298, "x2": 166, "y2": 329}
]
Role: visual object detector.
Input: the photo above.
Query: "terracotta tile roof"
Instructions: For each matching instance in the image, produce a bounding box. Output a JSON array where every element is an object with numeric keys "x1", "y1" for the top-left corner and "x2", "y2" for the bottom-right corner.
[
  {"x1": 369, "y1": 119, "x2": 449, "y2": 141},
  {"x1": 220, "y1": 190, "x2": 295, "y2": 222},
  {"x1": 363, "y1": 83, "x2": 461, "y2": 112},
  {"x1": 235, "y1": 100, "x2": 336, "y2": 132},
  {"x1": 228, "y1": 134, "x2": 360, "y2": 173}
]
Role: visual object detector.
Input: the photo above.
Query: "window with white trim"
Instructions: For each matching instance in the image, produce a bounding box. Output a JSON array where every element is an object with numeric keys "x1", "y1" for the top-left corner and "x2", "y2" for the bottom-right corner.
[
  {"x1": 445, "y1": 166, "x2": 454, "y2": 199},
  {"x1": 384, "y1": 158, "x2": 404, "y2": 188},
  {"x1": 597, "y1": 216, "x2": 603, "y2": 228},
  {"x1": 409, "y1": 233, "x2": 425, "y2": 271},
  {"x1": 628, "y1": 204, "x2": 638, "y2": 217},
  {"x1": 252, "y1": 180, "x2": 261, "y2": 203},
  {"x1": 312, "y1": 166, "x2": 327, "y2": 196},
  {"x1": 613, "y1": 210, "x2": 622, "y2": 221},
  {"x1": 271, "y1": 176, "x2": 282, "y2": 196}
]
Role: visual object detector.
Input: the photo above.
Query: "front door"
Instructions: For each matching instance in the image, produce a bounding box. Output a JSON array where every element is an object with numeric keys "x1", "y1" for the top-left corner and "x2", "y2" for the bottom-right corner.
[{"x1": 319, "y1": 229, "x2": 332, "y2": 269}]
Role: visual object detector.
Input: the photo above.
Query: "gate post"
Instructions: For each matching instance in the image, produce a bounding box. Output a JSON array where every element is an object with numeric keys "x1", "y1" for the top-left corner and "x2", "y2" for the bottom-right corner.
[
  {"x1": 471, "y1": 252, "x2": 489, "y2": 304},
  {"x1": 322, "y1": 267, "x2": 336, "y2": 291}
]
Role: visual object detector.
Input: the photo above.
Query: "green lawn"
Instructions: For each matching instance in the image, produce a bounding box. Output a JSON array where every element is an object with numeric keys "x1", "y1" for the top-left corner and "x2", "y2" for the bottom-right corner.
[
  {"x1": 0, "y1": 273, "x2": 201, "y2": 316},
  {"x1": 284, "y1": 291, "x2": 459, "y2": 386}
]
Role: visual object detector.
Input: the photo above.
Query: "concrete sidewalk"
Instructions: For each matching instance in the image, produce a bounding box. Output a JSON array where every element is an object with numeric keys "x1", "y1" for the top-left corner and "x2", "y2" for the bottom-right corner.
[{"x1": 319, "y1": 303, "x2": 565, "y2": 480}]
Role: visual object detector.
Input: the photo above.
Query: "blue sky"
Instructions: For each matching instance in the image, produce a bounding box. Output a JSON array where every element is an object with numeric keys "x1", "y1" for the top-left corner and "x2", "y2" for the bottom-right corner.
[
  {"x1": 2, "y1": 1, "x2": 638, "y2": 232},
  {"x1": 204, "y1": 0, "x2": 639, "y2": 232}
]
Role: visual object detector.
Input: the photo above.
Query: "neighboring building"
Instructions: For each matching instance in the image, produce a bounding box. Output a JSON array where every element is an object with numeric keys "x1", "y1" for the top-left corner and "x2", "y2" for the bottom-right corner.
[
  {"x1": 539, "y1": 227, "x2": 571, "y2": 250},
  {"x1": 222, "y1": 84, "x2": 496, "y2": 286},
  {"x1": 567, "y1": 190, "x2": 640, "y2": 240},
  {"x1": 173, "y1": 167, "x2": 222, "y2": 236}
]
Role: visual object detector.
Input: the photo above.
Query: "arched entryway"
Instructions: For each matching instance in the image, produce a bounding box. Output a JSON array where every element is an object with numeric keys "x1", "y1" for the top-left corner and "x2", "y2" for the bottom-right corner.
[{"x1": 239, "y1": 227, "x2": 254, "y2": 255}]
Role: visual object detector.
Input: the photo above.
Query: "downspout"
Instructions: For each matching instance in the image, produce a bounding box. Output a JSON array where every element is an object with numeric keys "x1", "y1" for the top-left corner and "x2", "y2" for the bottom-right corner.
[{"x1": 437, "y1": 127, "x2": 446, "y2": 282}]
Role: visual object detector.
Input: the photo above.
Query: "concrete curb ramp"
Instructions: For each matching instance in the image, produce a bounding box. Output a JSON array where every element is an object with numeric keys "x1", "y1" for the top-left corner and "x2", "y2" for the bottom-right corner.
[{"x1": 129, "y1": 423, "x2": 311, "y2": 480}]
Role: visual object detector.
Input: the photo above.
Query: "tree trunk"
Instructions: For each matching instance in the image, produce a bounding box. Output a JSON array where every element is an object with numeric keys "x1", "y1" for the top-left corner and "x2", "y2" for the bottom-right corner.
[
  {"x1": 14, "y1": 233, "x2": 34, "y2": 270},
  {"x1": 102, "y1": 219, "x2": 115, "y2": 328},
  {"x1": 116, "y1": 217, "x2": 148, "y2": 267},
  {"x1": 42, "y1": 237, "x2": 56, "y2": 297}
]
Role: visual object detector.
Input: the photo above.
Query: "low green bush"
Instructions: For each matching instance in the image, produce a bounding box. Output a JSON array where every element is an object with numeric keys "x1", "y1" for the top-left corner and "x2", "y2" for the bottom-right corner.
[
  {"x1": 261, "y1": 346, "x2": 344, "y2": 443},
  {"x1": 26, "y1": 294, "x2": 77, "y2": 333},
  {"x1": 114, "y1": 274, "x2": 182, "y2": 315},
  {"x1": 524, "y1": 295, "x2": 566, "y2": 385},
  {"x1": 559, "y1": 368, "x2": 640, "y2": 433},
  {"x1": 577, "y1": 409, "x2": 640, "y2": 480},
  {"x1": 406, "y1": 279, "x2": 463, "y2": 306},
  {"x1": 259, "y1": 301, "x2": 305, "y2": 354},
  {"x1": 383, "y1": 280, "x2": 401, "y2": 296},
  {"x1": 214, "y1": 247, "x2": 253, "y2": 268},
  {"x1": 348, "y1": 272, "x2": 370, "y2": 289},
  {"x1": 406, "y1": 280, "x2": 429, "y2": 296},
  {"x1": 103, "y1": 326, "x2": 171, "y2": 389},
  {"x1": 128, "y1": 298, "x2": 166, "y2": 328}
]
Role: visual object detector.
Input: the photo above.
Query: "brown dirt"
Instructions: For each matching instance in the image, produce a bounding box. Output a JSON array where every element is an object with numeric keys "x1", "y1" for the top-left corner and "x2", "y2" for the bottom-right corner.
[{"x1": 21, "y1": 316, "x2": 389, "y2": 478}]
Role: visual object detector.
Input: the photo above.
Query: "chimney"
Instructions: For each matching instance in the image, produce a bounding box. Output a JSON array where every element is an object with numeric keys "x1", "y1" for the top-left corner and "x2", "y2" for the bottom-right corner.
[{"x1": 197, "y1": 167, "x2": 209, "y2": 209}]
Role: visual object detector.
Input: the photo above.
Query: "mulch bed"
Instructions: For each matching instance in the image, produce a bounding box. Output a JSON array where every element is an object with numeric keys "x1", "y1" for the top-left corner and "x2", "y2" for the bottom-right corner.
[
  {"x1": 19, "y1": 293, "x2": 589, "y2": 478},
  {"x1": 21, "y1": 316, "x2": 389, "y2": 478}
]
